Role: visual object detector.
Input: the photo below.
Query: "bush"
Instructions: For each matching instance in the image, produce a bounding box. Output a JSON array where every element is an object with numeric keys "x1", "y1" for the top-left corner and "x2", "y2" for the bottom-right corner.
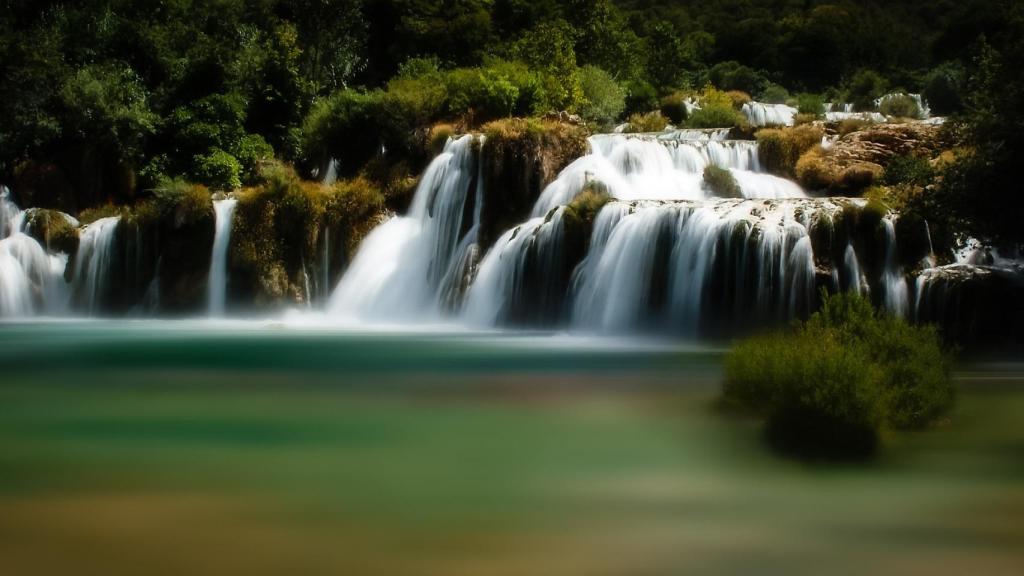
[
  {"x1": 755, "y1": 125, "x2": 824, "y2": 176},
  {"x1": 761, "y1": 83, "x2": 790, "y2": 105},
  {"x1": 235, "y1": 134, "x2": 275, "y2": 184},
  {"x1": 838, "y1": 118, "x2": 874, "y2": 136},
  {"x1": 659, "y1": 91, "x2": 691, "y2": 125},
  {"x1": 723, "y1": 292, "x2": 953, "y2": 459},
  {"x1": 879, "y1": 94, "x2": 922, "y2": 119},
  {"x1": 709, "y1": 61, "x2": 766, "y2": 95},
  {"x1": 796, "y1": 93, "x2": 826, "y2": 116},
  {"x1": 847, "y1": 70, "x2": 888, "y2": 111},
  {"x1": 577, "y1": 65, "x2": 627, "y2": 126},
  {"x1": 623, "y1": 80, "x2": 658, "y2": 117},
  {"x1": 882, "y1": 154, "x2": 935, "y2": 187},
  {"x1": 192, "y1": 148, "x2": 242, "y2": 190},
  {"x1": 688, "y1": 103, "x2": 743, "y2": 128},
  {"x1": 795, "y1": 147, "x2": 836, "y2": 190},
  {"x1": 703, "y1": 165, "x2": 742, "y2": 197},
  {"x1": 725, "y1": 90, "x2": 752, "y2": 109},
  {"x1": 624, "y1": 111, "x2": 668, "y2": 133},
  {"x1": 923, "y1": 63, "x2": 963, "y2": 116}
]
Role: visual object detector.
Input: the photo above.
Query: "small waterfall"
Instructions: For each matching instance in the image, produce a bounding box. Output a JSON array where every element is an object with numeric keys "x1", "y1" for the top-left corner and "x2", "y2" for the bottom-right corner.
[
  {"x1": 881, "y1": 219, "x2": 909, "y2": 316},
  {"x1": 321, "y1": 158, "x2": 339, "y2": 185},
  {"x1": 330, "y1": 135, "x2": 480, "y2": 320},
  {"x1": 569, "y1": 199, "x2": 820, "y2": 336},
  {"x1": 0, "y1": 189, "x2": 69, "y2": 316},
  {"x1": 532, "y1": 132, "x2": 804, "y2": 216},
  {"x1": 741, "y1": 102, "x2": 797, "y2": 127},
  {"x1": 462, "y1": 208, "x2": 566, "y2": 326},
  {"x1": 72, "y1": 216, "x2": 120, "y2": 314},
  {"x1": 1, "y1": 186, "x2": 22, "y2": 237},
  {"x1": 0, "y1": 233, "x2": 67, "y2": 316},
  {"x1": 843, "y1": 243, "x2": 863, "y2": 294},
  {"x1": 207, "y1": 198, "x2": 237, "y2": 316}
]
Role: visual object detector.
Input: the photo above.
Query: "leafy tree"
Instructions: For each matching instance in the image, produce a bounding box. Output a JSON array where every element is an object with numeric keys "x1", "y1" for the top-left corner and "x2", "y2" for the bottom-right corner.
[
  {"x1": 577, "y1": 65, "x2": 626, "y2": 126},
  {"x1": 512, "y1": 21, "x2": 582, "y2": 111}
]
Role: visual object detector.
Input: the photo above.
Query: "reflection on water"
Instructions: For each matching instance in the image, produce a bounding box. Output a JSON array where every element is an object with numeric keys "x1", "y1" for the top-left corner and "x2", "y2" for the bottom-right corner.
[{"x1": 0, "y1": 321, "x2": 1022, "y2": 575}]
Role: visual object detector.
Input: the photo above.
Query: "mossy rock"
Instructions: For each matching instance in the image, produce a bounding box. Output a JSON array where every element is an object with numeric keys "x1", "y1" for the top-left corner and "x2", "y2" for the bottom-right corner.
[
  {"x1": 703, "y1": 165, "x2": 742, "y2": 198},
  {"x1": 479, "y1": 118, "x2": 589, "y2": 250},
  {"x1": 23, "y1": 209, "x2": 80, "y2": 254}
]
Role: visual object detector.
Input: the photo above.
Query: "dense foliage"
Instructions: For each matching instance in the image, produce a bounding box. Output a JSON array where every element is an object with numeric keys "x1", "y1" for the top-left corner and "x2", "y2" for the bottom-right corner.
[
  {"x1": 0, "y1": 0, "x2": 1021, "y2": 251},
  {"x1": 724, "y1": 292, "x2": 954, "y2": 459}
]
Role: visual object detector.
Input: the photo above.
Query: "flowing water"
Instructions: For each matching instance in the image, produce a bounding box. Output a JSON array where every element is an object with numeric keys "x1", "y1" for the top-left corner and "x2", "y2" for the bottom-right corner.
[
  {"x1": 208, "y1": 198, "x2": 238, "y2": 316},
  {"x1": 0, "y1": 321, "x2": 1021, "y2": 576}
]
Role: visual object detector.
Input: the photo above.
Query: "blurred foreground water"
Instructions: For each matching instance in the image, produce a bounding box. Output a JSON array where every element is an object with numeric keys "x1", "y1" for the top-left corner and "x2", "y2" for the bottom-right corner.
[{"x1": 0, "y1": 321, "x2": 1022, "y2": 575}]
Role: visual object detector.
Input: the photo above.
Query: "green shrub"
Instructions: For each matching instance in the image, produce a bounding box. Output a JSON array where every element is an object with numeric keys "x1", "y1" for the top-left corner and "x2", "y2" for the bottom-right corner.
[
  {"x1": 709, "y1": 61, "x2": 766, "y2": 95},
  {"x1": 703, "y1": 165, "x2": 742, "y2": 197},
  {"x1": 796, "y1": 93, "x2": 826, "y2": 116},
  {"x1": 235, "y1": 134, "x2": 274, "y2": 184},
  {"x1": 756, "y1": 125, "x2": 824, "y2": 176},
  {"x1": 688, "y1": 103, "x2": 743, "y2": 128},
  {"x1": 623, "y1": 79, "x2": 658, "y2": 117},
  {"x1": 882, "y1": 154, "x2": 935, "y2": 187},
  {"x1": 761, "y1": 83, "x2": 790, "y2": 105},
  {"x1": 659, "y1": 91, "x2": 691, "y2": 125},
  {"x1": 624, "y1": 111, "x2": 668, "y2": 133},
  {"x1": 577, "y1": 65, "x2": 627, "y2": 126},
  {"x1": 723, "y1": 292, "x2": 953, "y2": 459},
  {"x1": 838, "y1": 118, "x2": 874, "y2": 136},
  {"x1": 192, "y1": 148, "x2": 242, "y2": 190},
  {"x1": 795, "y1": 147, "x2": 836, "y2": 190},
  {"x1": 923, "y1": 63, "x2": 963, "y2": 116},
  {"x1": 847, "y1": 70, "x2": 888, "y2": 111},
  {"x1": 879, "y1": 94, "x2": 922, "y2": 119}
]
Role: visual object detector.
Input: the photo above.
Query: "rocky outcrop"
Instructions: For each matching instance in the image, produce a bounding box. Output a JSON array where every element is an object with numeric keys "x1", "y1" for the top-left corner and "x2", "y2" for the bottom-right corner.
[
  {"x1": 479, "y1": 119, "x2": 589, "y2": 249},
  {"x1": 915, "y1": 264, "x2": 1024, "y2": 349}
]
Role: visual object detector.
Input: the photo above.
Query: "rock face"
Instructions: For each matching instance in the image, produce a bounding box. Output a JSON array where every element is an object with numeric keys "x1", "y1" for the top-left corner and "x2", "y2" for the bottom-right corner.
[
  {"x1": 478, "y1": 119, "x2": 589, "y2": 249},
  {"x1": 828, "y1": 122, "x2": 945, "y2": 169},
  {"x1": 915, "y1": 264, "x2": 1024, "y2": 349},
  {"x1": 793, "y1": 121, "x2": 947, "y2": 194}
]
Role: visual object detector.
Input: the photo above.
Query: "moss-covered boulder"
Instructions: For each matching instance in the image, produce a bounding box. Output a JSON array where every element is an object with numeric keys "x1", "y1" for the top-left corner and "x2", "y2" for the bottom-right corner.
[
  {"x1": 479, "y1": 118, "x2": 589, "y2": 249},
  {"x1": 22, "y1": 208, "x2": 80, "y2": 254},
  {"x1": 230, "y1": 162, "x2": 386, "y2": 309},
  {"x1": 755, "y1": 124, "x2": 824, "y2": 177},
  {"x1": 126, "y1": 180, "x2": 215, "y2": 313}
]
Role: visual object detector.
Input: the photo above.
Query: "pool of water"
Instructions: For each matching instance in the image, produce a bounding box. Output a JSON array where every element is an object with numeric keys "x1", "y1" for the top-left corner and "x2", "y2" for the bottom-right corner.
[{"x1": 0, "y1": 321, "x2": 1022, "y2": 575}]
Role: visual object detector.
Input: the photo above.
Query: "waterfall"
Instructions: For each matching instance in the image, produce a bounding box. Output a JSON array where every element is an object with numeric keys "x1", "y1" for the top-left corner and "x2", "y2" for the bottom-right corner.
[
  {"x1": 330, "y1": 134, "x2": 480, "y2": 320},
  {"x1": 568, "y1": 199, "x2": 821, "y2": 336},
  {"x1": 207, "y1": 198, "x2": 237, "y2": 316},
  {"x1": 72, "y1": 216, "x2": 120, "y2": 314},
  {"x1": 463, "y1": 208, "x2": 566, "y2": 326},
  {"x1": 0, "y1": 188, "x2": 69, "y2": 316},
  {"x1": 532, "y1": 133, "x2": 804, "y2": 216},
  {"x1": 881, "y1": 219, "x2": 909, "y2": 316},
  {"x1": 843, "y1": 243, "x2": 863, "y2": 294},
  {"x1": 741, "y1": 102, "x2": 797, "y2": 127},
  {"x1": 321, "y1": 158, "x2": 339, "y2": 185},
  {"x1": 1, "y1": 186, "x2": 22, "y2": 237}
]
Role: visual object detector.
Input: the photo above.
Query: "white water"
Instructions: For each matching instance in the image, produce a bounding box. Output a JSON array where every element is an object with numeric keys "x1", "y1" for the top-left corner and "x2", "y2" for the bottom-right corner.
[
  {"x1": 741, "y1": 102, "x2": 797, "y2": 127},
  {"x1": 880, "y1": 219, "x2": 909, "y2": 316},
  {"x1": 0, "y1": 188, "x2": 70, "y2": 316},
  {"x1": 532, "y1": 133, "x2": 804, "y2": 216},
  {"x1": 72, "y1": 216, "x2": 120, "y2": 314},
  {"x1": 208, "y1": 198, "x2": 238, "y2": 316},
  {"x1": 330, "y1": 135, "x2": 480, "y2": 321},
  {"x1": 572, "y1": 199, "x2": 820, "y2": 334}
]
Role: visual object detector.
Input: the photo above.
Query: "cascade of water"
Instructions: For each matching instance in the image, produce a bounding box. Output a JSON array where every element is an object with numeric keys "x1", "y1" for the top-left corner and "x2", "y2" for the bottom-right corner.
[
  {"x1": 532, "y1": 133, "x2": 805, "y2": 216},
  {"x1": 1, "y1": 186, "x2": 24, "y2": 238},
  {"x1": 843, "y1": 243, "x2": 863, "y2": 294},
  {"x1": 462, "y1": 208, "x2": 566, "y2": 326},
  {"x1": 72, "y1": 216, "x2": 120, "y2": 314},
  {"x1": 881, "y1": 219, "x2": 909, "y2": 316},
  {"x1": 321, "y1": 158, "x2": 339, "y2": 185},
  {"x1": 0, "y1": 233, "x2": 67, "y2": 316},
  {"x1": 570, "y1": 199, "x2": 819, "y2": 336},
  {"x1": 207, "y1": 198, "x2": 237, "y2": 316},
  {"x1": 741, "y1": 102, "x2": 797, "y2": 127},
  {"x1": 330, "y1": 135, "x2": 480, "y2": 320}
]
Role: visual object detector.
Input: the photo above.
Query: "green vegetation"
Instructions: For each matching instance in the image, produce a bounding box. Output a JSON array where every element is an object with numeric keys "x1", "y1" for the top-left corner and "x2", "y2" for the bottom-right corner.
[
  {"x1": 756, "y1": 125, "x2": 824, "y2": 177},
  {"x1": 879, "y1": 94, "x2": 923, "y2": 119},
  {"x1": 624, "y1": 111, "x2": 668, "y2": 133},
  {"x1": 703, "y1": 165, "x2": 741, "y2": 198},
  {"x1": 724, "y1": 292, "x2": 954, "y2": 459},
  {"x1": 0, "y1": 0, "x2": 1019, "y2": 257}
]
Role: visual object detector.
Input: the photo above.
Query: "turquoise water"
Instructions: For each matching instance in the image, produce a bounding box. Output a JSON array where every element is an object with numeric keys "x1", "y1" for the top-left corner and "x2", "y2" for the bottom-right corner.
[{"x1": 0, "y1": 321, "x2": 1022, "y2": 575}]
